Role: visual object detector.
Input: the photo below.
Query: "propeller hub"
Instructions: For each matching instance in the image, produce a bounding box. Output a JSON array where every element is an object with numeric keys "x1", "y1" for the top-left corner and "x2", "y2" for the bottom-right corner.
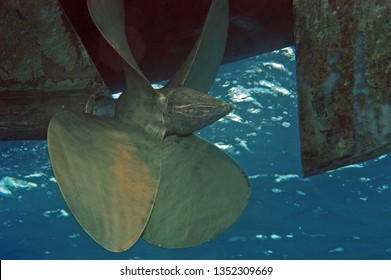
[{"x1": 162, "y1": 87, "x2": 232, "y2": 135}]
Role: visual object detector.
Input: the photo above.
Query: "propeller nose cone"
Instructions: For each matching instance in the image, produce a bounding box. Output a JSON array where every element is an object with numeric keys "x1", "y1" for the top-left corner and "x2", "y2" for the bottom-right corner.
[{"x1": 163, "y1": 87, "x2": 232, "y2": 135}]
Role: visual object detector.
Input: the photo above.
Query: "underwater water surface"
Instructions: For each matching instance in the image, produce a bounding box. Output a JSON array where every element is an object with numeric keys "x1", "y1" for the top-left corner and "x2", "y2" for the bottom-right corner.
[{"x1": 1, "y1": 47, "x2": 391, "y2": 260}]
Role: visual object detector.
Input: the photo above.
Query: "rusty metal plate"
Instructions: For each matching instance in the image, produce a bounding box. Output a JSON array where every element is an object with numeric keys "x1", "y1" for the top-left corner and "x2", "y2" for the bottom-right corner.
[
  {"x1": 294, "y1": 0, "x2": 391, "y2": 176},
  {"x1": 0, "y1": 0, "x2": 109, "y2": 140}
]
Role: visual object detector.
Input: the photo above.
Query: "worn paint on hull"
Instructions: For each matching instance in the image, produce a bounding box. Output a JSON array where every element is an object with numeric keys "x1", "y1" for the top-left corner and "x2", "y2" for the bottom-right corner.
[
  {"x1": 294, "y1": 0, "x2": 391, "y2": 176},
  {"x1": 0, "y1": 0, "x2": 109, "y2": 140}
]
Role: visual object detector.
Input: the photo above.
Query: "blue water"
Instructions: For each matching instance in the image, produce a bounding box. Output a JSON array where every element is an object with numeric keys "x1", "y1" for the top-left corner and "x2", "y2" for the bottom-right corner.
[{"x1": 1, "y1": 47, "x2": 391, "y2": 260}]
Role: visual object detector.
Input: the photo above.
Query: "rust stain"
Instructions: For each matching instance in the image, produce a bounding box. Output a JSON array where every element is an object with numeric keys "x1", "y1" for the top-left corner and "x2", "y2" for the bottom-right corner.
[
  {"x1": 0, "y1": 0, "x2": 103, "y2": 90},
  {"x1": 0, "y1": 0, "x2": 110, "y2": 139},
  {"x1": 294, "y1": 0, "x2": 391, "y2": 176}
]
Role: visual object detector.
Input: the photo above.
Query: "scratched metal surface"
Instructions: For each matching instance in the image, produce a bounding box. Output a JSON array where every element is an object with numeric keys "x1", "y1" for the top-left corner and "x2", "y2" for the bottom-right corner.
[{"x1": 294, "y1": 0, "x2": 391, "y2": 176}]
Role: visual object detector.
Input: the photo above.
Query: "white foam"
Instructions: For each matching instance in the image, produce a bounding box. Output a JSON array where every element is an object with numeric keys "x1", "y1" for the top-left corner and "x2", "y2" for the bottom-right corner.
[
  {"x1": 336, "y1": 163, "x2": 365, "y2": 171},
  {"x1": 214, "y1": 142, "x2": 235, "y2": 154},
  {"x1": 296, "y1": 190, "x2": 307, "y2": 196},
  {"x1": 0, "y1": 186, "x2": 13, "y2": 197},
  {"x1": 263, "y1": 250, "x2": 273, "y2": 256},
  {"x1": 270, "y1": 234, "x2": 282, "y2": 240},
  {"x1": 24, "y1": 172, "x2": 45, "y2": 178},
  {"x1": 376, "y1": 185, "x2": 390, "y2": 193},
  {"x1": 274, "y1": 174, "x2": 300, "y2": 183},
  {"x1": 235, "y1": 137, "x2": 253, "y2": 153},
  {"x1": 228, "y1": 86, "x2": 263, "y2": 107},
  {"x1": 0, "y1": 176, "x2": 38, "y2": 196},
  {"x1": 256, "y1": 234, "x2": 267, "y2": 240},
  {"x1": 248, "y1": 174, "x2": 268, "y2": 180},
  {"x1": 328, "y1": 247, "x2": 344, "y2": 253},
  {"x1": 262, "y1": 62, "x2": 289, "y2": 73},
  {"x1": 42, "y1": 209, "x2": 69, "y2": 218},
  {"x1": 359, "y1": 177, "x2": 372, "y2": 182},
  {"x1": 272, "y1": 188, "x2": 284, "y2": 193},
  {"x1": 226, "y1": 112, "x2": 243, "y2": 123}
]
